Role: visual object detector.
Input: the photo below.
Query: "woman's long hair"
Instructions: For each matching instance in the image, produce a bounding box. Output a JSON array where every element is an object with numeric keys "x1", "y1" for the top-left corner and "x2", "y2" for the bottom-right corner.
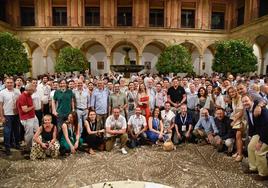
[
  {"x1": 197, "y1": 87, "x2": 208, "y2": 98},
  {"x1": 70, "y1": 111, "x2": 79, "y2": 134}
]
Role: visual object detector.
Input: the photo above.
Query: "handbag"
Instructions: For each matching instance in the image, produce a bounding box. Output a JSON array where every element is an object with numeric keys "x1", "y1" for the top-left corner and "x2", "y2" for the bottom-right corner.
[{"x1": 163, "y1": 141, "x2": 175, "y2": 151}]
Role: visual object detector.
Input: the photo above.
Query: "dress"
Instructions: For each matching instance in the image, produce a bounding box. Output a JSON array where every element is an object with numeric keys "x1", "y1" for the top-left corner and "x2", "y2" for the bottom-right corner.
[
  {"x1": 60, "y1": 123, "x2": 83, "y2": 151},
  {"x1": 126, "y1": 91, "x2": 137, "y2": 119},
  {"x1": 138, "y1": 95, "x2": 150, "y2": 121},
  {"x1": 146, "y1": 118, "x2": 160, "y2": 143}
]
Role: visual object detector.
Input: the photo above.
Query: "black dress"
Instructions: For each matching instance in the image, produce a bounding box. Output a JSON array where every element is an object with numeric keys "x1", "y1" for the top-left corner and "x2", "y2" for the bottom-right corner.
[{"x1": 84, "y1": 120, "x2": 104, "y2": 149}]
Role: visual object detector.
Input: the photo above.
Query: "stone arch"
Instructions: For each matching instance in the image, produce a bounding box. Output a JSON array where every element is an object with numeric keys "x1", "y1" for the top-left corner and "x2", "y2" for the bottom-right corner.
[
  {"x1": 45, "y1": 38, "x2": 73, "y2": 55},
  {"x1": 22, "y1": 40, "x2": 43, "y2": 57},
  {"x1": 141, "y1": 41, "x2": 167, "y2": 73},
  {"x1": 81, "y1": 41, "x2": 109, "y2": 76},
  {"x1": 79, "y1": 39, "x2": 108, "y2": 54},
  {"x1": 178, "y1": 40, "x2": 202, "y2": 55},
  {"x1": 140, "y1": 39, "x2": 168, "y2": 53},
  {"x1": 252, "y1": 35, "x2": 268, "y2": 75},
  {"x1": 110, "y1": 40, "x2": 139, "y2": 65}
]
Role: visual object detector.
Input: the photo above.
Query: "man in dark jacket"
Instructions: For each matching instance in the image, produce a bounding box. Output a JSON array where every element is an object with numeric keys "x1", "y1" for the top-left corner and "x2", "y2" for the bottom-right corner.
[
  {"x1": 214, "y1": 108, "x2": 235, "y2": 154},
  {"x1": 242, "y1": 95, "x2": 268, "y2": 181}
]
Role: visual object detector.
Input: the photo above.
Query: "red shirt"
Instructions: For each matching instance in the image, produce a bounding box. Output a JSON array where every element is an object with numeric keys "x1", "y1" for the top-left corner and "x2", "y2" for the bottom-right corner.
[{"x1": 17, "y1": 92, "x2": 35, "y2": 120}]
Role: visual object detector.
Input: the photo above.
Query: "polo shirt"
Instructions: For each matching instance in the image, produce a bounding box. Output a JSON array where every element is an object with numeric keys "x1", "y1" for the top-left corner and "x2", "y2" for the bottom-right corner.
[{"x1": 17, "y1": 92, "x2": 35, "y2": 120}]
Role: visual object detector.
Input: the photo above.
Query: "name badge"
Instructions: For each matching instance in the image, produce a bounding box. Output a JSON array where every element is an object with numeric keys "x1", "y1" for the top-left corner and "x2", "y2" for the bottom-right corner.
[{"x1": 182, "y1": 125, "x2": 186, "y2": 132}]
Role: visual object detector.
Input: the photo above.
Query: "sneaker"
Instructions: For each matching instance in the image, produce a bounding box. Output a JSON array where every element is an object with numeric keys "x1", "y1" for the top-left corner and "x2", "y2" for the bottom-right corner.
[
  {"x1": 121, "y1": 147, "x2": 128, "y2": 155},
  {"x1": 232, "y1": 152, "x2": 238, "y2": 158}
]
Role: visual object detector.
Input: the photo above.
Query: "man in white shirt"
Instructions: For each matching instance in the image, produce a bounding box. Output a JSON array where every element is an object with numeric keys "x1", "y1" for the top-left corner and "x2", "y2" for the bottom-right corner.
[
  {"x1": 105, "y1": 107, "x2": 128, "y2": 154},
  {"x1": 161, "y1": 102, "x2": 175, "y2": 141},
  {"x1": 0, "y1": 77, "x2": 21, "y2": 155},
  {"x1": 31, "y1": 78, "x2": 43, "y2": 126},
  {"x1": 37, "y1": 75, "x2": 51, "y2": 115},
  {"x1": 73, "y1": 79, "x2": 90, "y2": 134},
  {"x1": 128, "y1": 107, "x2": 148, "y2": 148}
]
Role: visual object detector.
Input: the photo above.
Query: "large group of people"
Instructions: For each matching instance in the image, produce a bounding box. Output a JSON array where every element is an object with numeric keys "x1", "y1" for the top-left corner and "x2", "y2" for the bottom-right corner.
[{"x1": 0, "y1": 72, "x2": 268, "y2": 181}]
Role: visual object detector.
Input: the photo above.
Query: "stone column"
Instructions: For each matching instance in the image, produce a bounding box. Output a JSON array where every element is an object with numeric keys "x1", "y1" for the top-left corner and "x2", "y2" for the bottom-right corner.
[
  {"x1": 201, "y1": 0, "x2": 209, "y2": 29},
  {"x1": 138, "y1": 55, "x2": 142, "y2": 65},
  {"x1": 43, "y1": 55, "x2": 48, "y2": 73},
  {"x1": 107, "y1": 55, "x2": 112, "y2": 74},
  {"x1": 28, "y1": 57, "x2": 33, "y2": 77},
  {"x1": 44, "y1": 0, "x2": 51, "y2": 26},
  {"x1": 70, "y1": 0, "x2": 79, "y2": 26},
  {"x1": 199, "y1": 55, "x2": 203, "y2": 76},
  {"x1": 36, "y1": 0, "x2": 45, "y2": 27},
  {"x1": 260, "y1": 57, "x2": 265, "y2": 75}
]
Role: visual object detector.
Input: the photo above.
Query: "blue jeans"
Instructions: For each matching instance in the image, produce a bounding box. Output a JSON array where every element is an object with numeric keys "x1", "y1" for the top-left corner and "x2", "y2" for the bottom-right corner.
[{"x1": 4, "y1": 115, "x2": 20, "y2": 150}]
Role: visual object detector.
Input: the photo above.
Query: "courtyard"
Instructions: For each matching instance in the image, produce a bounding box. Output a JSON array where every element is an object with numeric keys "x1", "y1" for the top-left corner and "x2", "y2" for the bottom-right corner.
[{"x1": 0, "y1": 144, "x2": 267, "y2": 188}]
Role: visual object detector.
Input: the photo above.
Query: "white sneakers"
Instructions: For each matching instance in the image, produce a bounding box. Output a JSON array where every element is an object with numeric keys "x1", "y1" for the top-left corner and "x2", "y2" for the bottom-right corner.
[{"x1": 121, "y1": 147, "x2": 128, "y2": 155}]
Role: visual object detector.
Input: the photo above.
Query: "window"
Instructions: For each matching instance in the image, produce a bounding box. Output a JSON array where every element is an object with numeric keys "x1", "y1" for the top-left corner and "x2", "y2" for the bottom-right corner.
[
  {"x1": 237, "y1": 6, "x2": 244, "y2": 26},
  {"x1": 117, "y1": 7, "x2": 132, "y2": 26},
  {"x1": 181, "y1": 9, "x2": 195, "y2": 28},
  {"x1": 20, "y1": 7, "x2": 35, "y2": 26},
  {"x1": 52, "y1": 7, "x2": 67, "y2": 26},
  {"x1": 211, "y1": 12, "x2": 224, "y2": 29},
  {"x1": 259, "y1": 0, "x2": 268, "y2": 17},
  {"x1": 0, "y1": 0, "x2": 6, "y2": 22},
  {"x1": 85, "y1": 7, "x2": 100, "y2": 26},
  {"x1": 149, "y1": 9, "x2": 164, "y2": 27}
]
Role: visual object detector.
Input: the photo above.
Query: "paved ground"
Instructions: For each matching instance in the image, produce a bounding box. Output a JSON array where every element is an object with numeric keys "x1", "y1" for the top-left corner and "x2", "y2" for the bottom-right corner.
[{"x1": 0, "y1": 144, "x2": 267, "y2": 188}]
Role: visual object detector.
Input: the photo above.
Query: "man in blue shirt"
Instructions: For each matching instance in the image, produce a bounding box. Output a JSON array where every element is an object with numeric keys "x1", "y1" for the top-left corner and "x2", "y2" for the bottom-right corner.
[
  {"x1": 91, "y1": 80, "x2": 109, "y2": 130},
  {"x1": 193, "y1": 108, "x2": 220, "y2": 146}
]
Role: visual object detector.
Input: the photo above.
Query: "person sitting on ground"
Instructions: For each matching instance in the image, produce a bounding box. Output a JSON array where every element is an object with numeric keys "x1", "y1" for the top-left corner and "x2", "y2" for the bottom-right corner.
[
  {"x1": 105, "y1": 107, "x2": 128, "y2": 154},
  {"x1": 127, "y1": 107, "x2": 148, "y2": 148},
  {"x1": 60, "y1": 111, "x2": 83, "y2": 155},
  {"x1": 193, "y1": 108, "x2": 220, "y2": 146},
  {"x1": 160, "y1": 102, "x2": 175, "y2": 142},
  {"x1": 174, "y1": 104, "x2": 194, "y2": 144},
  {"x1": 30, "y1": 115, "x2": 59, "y2": 160},
  {"x1": 214, "y1": 108, "x2": 235, "y2": 154},
  {"x1": 146, "y1": 107, "x2": 167, "y2": 144},
  {"x1": 83, "y1": 110, "x2": 105, "y2": 155}
]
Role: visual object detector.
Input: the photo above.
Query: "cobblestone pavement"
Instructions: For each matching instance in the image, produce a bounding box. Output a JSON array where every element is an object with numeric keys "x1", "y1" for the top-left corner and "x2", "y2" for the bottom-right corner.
[{"x1": 0, "y1": 144, "x2": 267, "y2": 188}]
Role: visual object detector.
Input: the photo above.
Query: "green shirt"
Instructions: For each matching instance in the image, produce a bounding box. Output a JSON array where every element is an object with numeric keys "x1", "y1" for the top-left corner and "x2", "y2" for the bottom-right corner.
[{"x1": 53, "y1": 89, "x2": 74, "y2": 116}]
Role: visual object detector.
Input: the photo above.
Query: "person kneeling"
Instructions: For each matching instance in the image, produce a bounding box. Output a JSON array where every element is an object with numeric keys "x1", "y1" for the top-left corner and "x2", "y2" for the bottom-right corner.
[
  {"x1": 83, "y1": 110, "x2": 105, "y2": 154},
  {"x1": 174, "y1": 104, "x2": 194, "y2": 144},
  {"x1": 105, "y1": 107, "x2": 128, "y2": 154},
  {"x1": 60, "y1": 112, "x2": 83, "y2": 155},
  {"x1": 193, "y1": 108, "x2": 220, "y2": 146},
  {"x1": 30, "y1": 115, "x2": 59, "y2": 160},
  {"x1": 127, "y1": 107, "x2": 148, "y2": 148}
]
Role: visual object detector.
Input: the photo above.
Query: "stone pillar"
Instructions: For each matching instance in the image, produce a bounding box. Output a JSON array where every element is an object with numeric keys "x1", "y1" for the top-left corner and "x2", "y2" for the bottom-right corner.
[
  {"x1": 138, "y1": 55, "x2": 142, "y2": 65},
  {"x1": 165, "y1": 0, "x2": 171, "y2": 28},
  {"x1": 70, "y1": 0, "x2": 79, "y2": 26},
  {"x1": 78, "y1": 0, "x2": 84, "y2": 26},
  {"x1": 36, "y1": 0, "x2": 45, "y2": 27},
  {"x1": 12, "y1": 0, "x2": 20, "y2": 26},
  {"x1": 103, "y1": 0, "x2": 115, "y2": 27},
  {"x1": 199, "y1": 55, "x2": 203, "y2": 76},
  {"x1": 107, "y1": 55, "x2": 112, "y2": 73},
  {"x1": 260, "y1": 57, "x2": 265, "y2": 75},
  {"x1": 67, "y1": 0, "x2": 71, "y2": 26},
  {"x1": 43, "y1": 55, "x2": 48, "y2": 73},
  {"x1": 44, "y1": 0, "x2": 51, "y2": 26},
  {"x1": 201, "y1": 0, "x2": 209, "y2": 29},
  {"x1": 28, "y1": 57, "x2": 33, "y2": 77}
]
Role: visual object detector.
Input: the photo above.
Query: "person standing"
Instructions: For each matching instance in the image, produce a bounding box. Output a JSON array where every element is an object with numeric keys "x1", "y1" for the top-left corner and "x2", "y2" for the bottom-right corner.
[
  {"x1": 52, "y1": 79, "x2": 75, "y2": 130},
  {"x1": 109, "y1": 83, "x2": 127, "y2": 117},
  {"x1": 0, "y1": 77, "x2": 21, "y2": 155},
  {"x1": 242, "y1": 95, "x2": 268, "y2": 181},
  {"x1": 73, "y1": 79, "x2": 91, "y2": 134},
  {"x1": 167, "y1": 77, "x2": 186, "y2": 112},
  {"x1": 17, "y1": 83, "x2": 39, "y2": 152},
  {"x1": 91, "y1": 80, "x2": 109, "y2": 130},
  {"x1": 37, "y1": 75, "x2": 51, "y2": 115}
]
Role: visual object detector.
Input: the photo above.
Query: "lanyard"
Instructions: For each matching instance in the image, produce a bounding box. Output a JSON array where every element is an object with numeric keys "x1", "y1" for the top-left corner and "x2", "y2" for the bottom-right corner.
[{"x1": 180, "y1": 114, "x2": 187, "y2": 125}]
